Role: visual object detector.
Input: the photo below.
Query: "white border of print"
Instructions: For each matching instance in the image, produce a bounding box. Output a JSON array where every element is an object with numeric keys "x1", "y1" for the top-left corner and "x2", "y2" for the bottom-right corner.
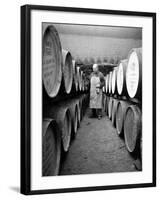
[{"x1": 31, "y1": 10, "x2": 153, "y2": 190}]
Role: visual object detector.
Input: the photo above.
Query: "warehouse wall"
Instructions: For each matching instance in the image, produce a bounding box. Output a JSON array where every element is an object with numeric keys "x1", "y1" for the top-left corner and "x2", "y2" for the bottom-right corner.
[{"x1": 59, "y1": 33, "x2": 142, "y2": 63}]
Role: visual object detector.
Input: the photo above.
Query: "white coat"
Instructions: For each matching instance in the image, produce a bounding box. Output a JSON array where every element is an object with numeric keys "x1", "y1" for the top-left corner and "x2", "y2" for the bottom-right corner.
[{"x1": 89, "y1": 72, "x2": 104, "y2": 109}]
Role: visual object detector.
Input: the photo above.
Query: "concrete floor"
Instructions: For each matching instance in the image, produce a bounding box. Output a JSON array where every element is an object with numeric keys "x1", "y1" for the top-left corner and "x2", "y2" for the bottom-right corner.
[{"x1": 60, "y1": 109, "x2": 140, "y2": 176}]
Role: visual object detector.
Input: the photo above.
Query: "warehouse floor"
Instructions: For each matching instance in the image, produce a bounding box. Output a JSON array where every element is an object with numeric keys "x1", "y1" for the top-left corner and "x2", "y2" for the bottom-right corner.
[{"x1": 60, "y1": 108, "x2": 141, "y2": 175}]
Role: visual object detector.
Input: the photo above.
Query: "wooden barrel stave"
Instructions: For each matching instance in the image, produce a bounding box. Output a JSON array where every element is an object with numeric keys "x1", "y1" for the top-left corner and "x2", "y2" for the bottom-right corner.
[
  {"x1": 73, "y1": 104, "x2": 78, "y2": 136},
  {"x1": 124, "y1": 105, "x2": 141, "y2": 153},
  {"x1": 79, "y1": 95, "x2": 85, "y2": 119},
  {"x1": 72, "y1": 60, "x2": 79, "y2": 92},
  {"x1": 115, "y1": 100, "x2": 130, "y2": 136},
  {"x1": 75, "y1": 99, "x2": 80, "y2": 126},
  {"x1": 42, "y1": 118, "x2": 61, "y2": 176},
  {"x1": 102, "y1": 94, "x2": 106, "y2": 112},
  {"x1": 111, "y1": 67, "x2": 118, "y2": 94},
  {"x1": 77, "y1": 66, "x2": 82, "y2": 91},
  {"x1": 111, "y1": 99, "x2": 119, "y2": 126},
  {"x1": 81, "y1": 71, "x2": 85, "y2": 92},
  {"x1": 105, "y1": 75, "x2": 109, "y2": 94},
  {"x1": 108, "y1": 71, "x2": 112, "y2": 94},
  {"x1": 108, "y1": 97, "x2": 113, "y2": 119},
  {"x1": 105, "y1": 96, "x2": 109, "y2": 116},
  {"x1": 62, "y1": 49, "x2": 73, "y2": 94},
  {"x1": 116, "y1": 59, "x2": 128, "y2": 96}
]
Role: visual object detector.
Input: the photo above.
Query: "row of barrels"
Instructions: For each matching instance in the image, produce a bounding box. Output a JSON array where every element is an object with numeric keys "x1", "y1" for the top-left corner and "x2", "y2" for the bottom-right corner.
[
  {"x1": 104, "y1": 95, "x2": 142, "y2": 155},
  {"x1": 104, "y1": 48, "x2": 142, "y2": 100},
  {"x1": 43, "y1": 25, "x2": 89, "y2": 100},
  {"x1": 42, "y1": 94, "x2": 89, "y2": 176}
]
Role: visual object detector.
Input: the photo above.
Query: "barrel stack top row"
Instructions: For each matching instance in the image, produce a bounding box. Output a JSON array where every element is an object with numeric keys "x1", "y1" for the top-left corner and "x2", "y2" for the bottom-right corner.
[
  {"x1": 104, "y1": 47, "x2": 142, "y2": 100},
  {"x1": 43, "y1": 25, "x2": 142, "y2": 101}
]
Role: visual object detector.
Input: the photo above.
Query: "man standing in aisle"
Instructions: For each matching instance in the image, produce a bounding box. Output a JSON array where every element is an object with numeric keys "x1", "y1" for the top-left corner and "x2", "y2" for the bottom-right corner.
[{"x1": 89, "y1": 64, "x2": 105, "y2": 119}]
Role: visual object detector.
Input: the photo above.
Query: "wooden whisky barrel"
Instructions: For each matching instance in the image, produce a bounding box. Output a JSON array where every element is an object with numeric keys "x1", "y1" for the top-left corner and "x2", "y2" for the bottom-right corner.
[
  {"x1": 111, "y1": 99, "x2": 119, "y2": 126},
  {"x1": 108, "y1": 71, "x2": 112, "y2": 94},
  {"x1": 105, "y1": 74, "x2": 109, "y2": 94},
  {"x1": 75, "y1": 98, "x2": 82, "y2": 125},
  {"x1": 62, "y1": 49, "x2": 73, "y2": 94},
  {"x1": 108, "y1": 97, "x2": 113, "y2": 119},
  {"x1": 124, "y1": 105, "x2": 141, "y2": 153},
  {"x1": 116, "y1": 59, "x2": 128, "y2": 95},
  {"x1": 115, "y1": 101, "x2": 130, "y2": 136},
  {"x1": 126, "y1": 48, "x2": 142, "y2": 99},
  {"x1": 82, "y1": 94, "x2": 86, "y2": 116},
  {"x1": 42, "y1": 25, "x2": 62, "y2": 98},
  {"x1": 42, "y1": 118, "x2": 61, "y2": 176},
  {"x1": 105, "y1": 96, "x2": 109, "y2": 115},
  {"x1": 44, "y1": 105, "x2": 72, "y2": 152},
  {"x1": 77, "y1": 66, "x2": 82, "y2": 91},
  {"x1": 79, "y1": 95, "x2": 84, "y2": 120},
  {"x1": 59, "y1": 99, "x2": 79, "y2": 138},
  {"x1": 102, "y1": 86, "x2": 105, "y2": 93},
  {"x1": 69, "y1": 102, "x2": 78, "y2": 138},
  {"x1": 72, "y1": 60, "x2": 79, "y2": 91},
  {"x1": 79, "y1": 93, "x2": 88, "y2": 119},
  {"x1": 73, "y1": 104, "x2": 78, "y2": 136},
  {"x1": 103, "y1": 94, "x2": 106, "y2": 112},
  {"x1": 111, "y1": 67, "x2": 118, "y2": 94},
  {"x1": 81, "y1": 71, "x2": 85, "y2": 91}
]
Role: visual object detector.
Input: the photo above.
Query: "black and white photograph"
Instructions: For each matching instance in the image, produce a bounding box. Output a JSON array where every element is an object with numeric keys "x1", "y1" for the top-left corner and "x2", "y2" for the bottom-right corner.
[
  {"x1": 42, "y1": 23, "x2": 142, "y2": 176},
  {"x1": 20, "y1": 5, "x2": 156, "y2": 195}
]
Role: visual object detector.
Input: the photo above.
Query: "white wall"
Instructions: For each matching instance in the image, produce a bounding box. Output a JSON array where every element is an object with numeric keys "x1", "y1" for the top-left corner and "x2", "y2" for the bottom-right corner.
[{"x1": 0, "y1": 1, "x2": 159, "y2": 200}]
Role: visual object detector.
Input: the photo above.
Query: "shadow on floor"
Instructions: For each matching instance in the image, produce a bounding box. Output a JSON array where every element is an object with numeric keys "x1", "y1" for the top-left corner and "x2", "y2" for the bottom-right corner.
[{"x1": 9, "y1": 186, "x2": 20, "y2": 193}]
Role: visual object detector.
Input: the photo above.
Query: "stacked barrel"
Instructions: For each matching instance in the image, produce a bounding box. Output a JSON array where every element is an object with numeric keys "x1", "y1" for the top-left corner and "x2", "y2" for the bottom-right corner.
[
  {"x1": 103, "y1": 48, "x2": 142, "y2": 158},
  {"x1": 42, "y1": 25, "x2": 89, "y2": 176}
]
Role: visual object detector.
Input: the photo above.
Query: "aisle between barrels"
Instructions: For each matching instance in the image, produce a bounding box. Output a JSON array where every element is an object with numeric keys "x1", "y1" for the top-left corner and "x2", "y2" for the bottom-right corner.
[{"x1": 60, "y1": 108, "x2": 141, "y2": 175}]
